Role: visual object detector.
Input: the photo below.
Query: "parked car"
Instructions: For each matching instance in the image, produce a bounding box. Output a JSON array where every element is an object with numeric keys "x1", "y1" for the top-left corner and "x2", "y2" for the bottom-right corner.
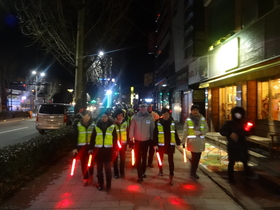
[{"x1": 36, "y1": 103, "x2": 74, "y2": 134}]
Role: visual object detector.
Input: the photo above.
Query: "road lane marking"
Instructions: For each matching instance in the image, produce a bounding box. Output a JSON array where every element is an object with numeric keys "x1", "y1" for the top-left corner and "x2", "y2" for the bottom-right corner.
[{"x1": 0, "y1": 127, "x2": 29, "y2": 134}]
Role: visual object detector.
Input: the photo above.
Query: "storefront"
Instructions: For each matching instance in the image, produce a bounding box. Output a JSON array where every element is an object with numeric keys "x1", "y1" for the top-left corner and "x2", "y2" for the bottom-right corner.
[{"x1": 204, "y1": 64, "x2": 280, "y2": 131}]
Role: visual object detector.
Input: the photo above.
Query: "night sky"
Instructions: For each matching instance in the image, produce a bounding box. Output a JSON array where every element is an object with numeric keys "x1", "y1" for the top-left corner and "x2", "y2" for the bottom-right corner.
[{"x1": 0, "y1": 0, "x2": 155, "y2": 100}]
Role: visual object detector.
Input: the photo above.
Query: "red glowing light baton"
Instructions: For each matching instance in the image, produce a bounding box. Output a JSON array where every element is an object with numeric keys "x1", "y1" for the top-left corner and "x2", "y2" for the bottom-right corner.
[
  {"x1": 156, "y1": 151, "x2": 162, "y2": 166},
  {"x1": 117, "y1": 140, "x2": 122, "y2": 149},
  {"x1": 131, "y1": 149, "x2": 135, "y2": 166},
  {"x1": 70, "y1": 158, "x2": 76, "y2": 176},
  {"x1": 244, "y1": 122, "x2": 253, "y2": 131},
  {"x1": 87, "y1": 154, "x2": 92, "y2": 167},
  {"x1": 183, "y1": 148, "x2": 187, "y2": 163}
]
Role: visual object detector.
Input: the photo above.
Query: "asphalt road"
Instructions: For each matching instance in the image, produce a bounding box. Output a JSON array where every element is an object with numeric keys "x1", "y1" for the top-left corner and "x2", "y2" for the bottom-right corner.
[{"x1": 0, "y1": 118, "x2": 39, "y2": 148}]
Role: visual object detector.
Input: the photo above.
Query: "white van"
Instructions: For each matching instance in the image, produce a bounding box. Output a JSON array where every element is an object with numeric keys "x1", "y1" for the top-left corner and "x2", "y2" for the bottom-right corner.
[{"x1": 36, "y1": 103, "x2": 74, "y2": 134}]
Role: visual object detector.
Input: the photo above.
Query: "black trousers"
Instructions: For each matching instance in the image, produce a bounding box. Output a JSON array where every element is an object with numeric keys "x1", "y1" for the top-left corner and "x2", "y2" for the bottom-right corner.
[
  {"x1": 113, "y1": 144, "x2": 126, "y2": 176},
  {"x1": 78, "y1": 145, "x2": 93, "y2": 180},
  {"x1": 135, "y1": 140, "x2": 149, "y2": 178},
  {"x1": 147, "y1": 140, "x2": 155, "y2": 165},
  {"x1": 96, "y1": 161, "x2": 112, "y2": 187},
  {"x1": 228, "y1": 159, "x2": 249, "y2": 180},
  {"x1": 190, "y1": 152, "x2": 201, "y2": 176},
  {"x1": 157, "y1": 150, "x2": 175, "y2": 175}
]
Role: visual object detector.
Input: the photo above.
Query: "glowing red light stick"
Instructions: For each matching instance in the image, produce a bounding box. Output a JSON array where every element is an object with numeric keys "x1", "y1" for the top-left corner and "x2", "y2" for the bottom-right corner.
[
  {"x1": 70, "y1": 158, "x2": 76, "y2": 176},
  {"x1": 117, "y1": 140, "x2": 122, "y2": 149},
  {"x1": 183, "y1": 148, "x2": 187, "y2": 163},
  {"x1": 244, "y1": 122, "x2": 253, "y2": 131},
  {"x1": 87, "y1": 154, "x2": 92, "y2": 167},
  {"x1": 131, "y1": 149, "x2": 135, "y2": 166},
  {"x1": 156, "y1": 151, "x2": 162, "y2": 166}
]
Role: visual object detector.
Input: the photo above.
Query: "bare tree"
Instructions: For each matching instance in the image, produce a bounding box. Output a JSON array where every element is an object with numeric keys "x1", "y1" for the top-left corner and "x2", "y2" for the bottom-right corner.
[
  {"x1": 16, "y1": 0, "x2": 133, "y2": 70},
  {"x1": 44, "y1": 81, "x2": 61, "y2": 103},
  {"x1": 16, "y1": 0, "x2": 134, "y2": 107}
]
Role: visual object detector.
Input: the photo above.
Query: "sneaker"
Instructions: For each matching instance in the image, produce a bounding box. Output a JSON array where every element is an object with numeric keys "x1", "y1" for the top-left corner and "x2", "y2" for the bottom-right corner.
[
  {"x1": 137, "y1": 178, "x2": 143, "y2": 183},
  {"x1": 229, "y1": 178, "x2": 235, "y2": 184},
  {"x1": 98, "y1": 185, "x2": 103, "y2": 191},
  {"x1": 147, "y1": 164, "x2": 154, "y2": 168},
  {"x1": 83, "y1": 179, "x2": 89, "y2": 186},
  {"x1": 190, "y1": 174, "x2": 199, "y2": 179}
]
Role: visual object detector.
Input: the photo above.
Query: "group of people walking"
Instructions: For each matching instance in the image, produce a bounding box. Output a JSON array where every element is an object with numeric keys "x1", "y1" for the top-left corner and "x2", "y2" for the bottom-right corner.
[{"x1": 73, "y1": 103, "x2": 252, "y2": 191}]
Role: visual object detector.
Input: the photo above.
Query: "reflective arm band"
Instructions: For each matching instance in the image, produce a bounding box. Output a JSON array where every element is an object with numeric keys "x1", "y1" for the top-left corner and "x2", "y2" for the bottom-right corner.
[{"x1": 187, "y1": 135, "x2": 196, "y2": 138}]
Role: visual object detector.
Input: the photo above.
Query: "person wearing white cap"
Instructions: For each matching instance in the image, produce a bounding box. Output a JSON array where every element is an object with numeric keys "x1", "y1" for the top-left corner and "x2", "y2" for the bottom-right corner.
[{"x1": 129, "y1": 103, "x2": 155, "y2": 182}]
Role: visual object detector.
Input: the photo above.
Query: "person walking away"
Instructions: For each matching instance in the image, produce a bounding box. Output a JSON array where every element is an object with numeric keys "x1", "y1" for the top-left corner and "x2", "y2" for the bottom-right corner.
[
  {"x1": 72, "y1": 110, "x2": 95, "y2": 186},
  {"x1": 182, "y1": 104, "x2": 209, "y2": 180},
  {"x1": 220, "y1": 106, "x2": 251, "y2": 184},
  {"x1": 153, "y1": 108, "x2": 181, "y2": 185},
  {"x1": 129, "y1": 103, "x2": 155, "y2": 182},
  {"x1": 147, "y1": 110, "x2": 160, "y2": 168},
  {"x1": 113, "y1": 109, "x2": 129, "y2": 178},
  {"x1": 89, "y1": 112, "x2": 117, "y2": 191}
]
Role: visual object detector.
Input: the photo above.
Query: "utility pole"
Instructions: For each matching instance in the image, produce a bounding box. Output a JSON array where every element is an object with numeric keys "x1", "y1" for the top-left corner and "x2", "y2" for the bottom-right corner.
[{"x1": 74, "y1": 3, "x2": 87, "y2": 109}]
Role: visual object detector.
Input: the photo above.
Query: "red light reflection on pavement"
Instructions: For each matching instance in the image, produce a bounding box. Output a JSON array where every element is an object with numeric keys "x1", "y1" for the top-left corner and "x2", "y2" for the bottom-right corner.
[
  {"x1": 56, "y1": 199, "x2": 74, "y2": 208},
  {"x1": 127, "y1": 185, "x2": 140, "y2": 191},
  {"x1": 183, "y1": 184, "x2": 196, "y2": 190},
  {"x1": 169, "y1": 198, "x2": 180, "y2": 205}
]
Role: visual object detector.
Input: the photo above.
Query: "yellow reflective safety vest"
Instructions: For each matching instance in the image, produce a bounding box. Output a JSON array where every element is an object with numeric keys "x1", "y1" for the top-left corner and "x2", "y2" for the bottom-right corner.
[
  {"x1": 116, "y1": 121, "x2": 128, "y2": 144},
  {"x1": 186, "y1": 117, "x2": 206, "y2": 139},
  {"x1": 77, "y1": 122, "x2": 95, "y2": 146},
  {"x1": 157, "y1": 121, "x2": 176, "y2": 146},
  {"x1": 95, "y1": 124, "x2": 115, "y2": 148}
]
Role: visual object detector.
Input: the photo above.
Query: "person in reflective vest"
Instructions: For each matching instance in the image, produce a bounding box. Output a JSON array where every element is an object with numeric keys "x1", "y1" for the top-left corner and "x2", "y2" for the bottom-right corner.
[
  {"x1": 153, "y1": 108, "x2": 181, "y2": 185},
  {"x1": 113, "y1": 108, "x2": 130, "y2": 178},
  {"x1": 72, "y1": 110, "x2": 95, "y2": 186},
  {"x1": 89, "y1": 111, "x2": 117, "y2": 191},
  {"x1": 182, "y1": 105, "x2": 209, "y2": 180}
]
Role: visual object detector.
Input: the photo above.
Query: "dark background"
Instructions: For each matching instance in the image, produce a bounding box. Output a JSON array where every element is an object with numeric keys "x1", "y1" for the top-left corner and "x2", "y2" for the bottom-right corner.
[{"x1": 0, "y1": 0, "x2": 156, "y2": 102}]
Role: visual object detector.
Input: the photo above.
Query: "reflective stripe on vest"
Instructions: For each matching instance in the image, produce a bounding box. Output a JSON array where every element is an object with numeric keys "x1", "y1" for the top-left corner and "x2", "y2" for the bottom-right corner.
[
  {"x1": 186, "y1": 117, "x2": 205, "y2": 138},
  {"x1": 116, "y1": 121, "x2": 128, "y2": 144},
  {"x1": 157, "y1": 121, "x2": 176, "y2": 146},
  {"x1": 95, "y1": 124, "x2": 115, "y2": 148},
  {"x1": 77, "y1": 122, "x2": 95, "y2": 146}
]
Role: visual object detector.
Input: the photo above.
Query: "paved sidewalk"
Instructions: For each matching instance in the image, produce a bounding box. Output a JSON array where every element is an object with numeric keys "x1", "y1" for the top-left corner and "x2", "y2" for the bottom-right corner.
[{"x1": 0, "y1": 149, "x2": 243, "y2": 210}]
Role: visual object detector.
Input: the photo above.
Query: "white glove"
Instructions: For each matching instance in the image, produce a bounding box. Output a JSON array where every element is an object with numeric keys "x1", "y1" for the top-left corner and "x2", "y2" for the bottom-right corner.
[
  {"x1": 72, "y1": 149, "x2": 78, "y2": 156},
  {"x1": 195, "y1": 131, "x2": 201, "y2": 136},
  {"x1": 153, "y1": 146, "x2": 159, "y2": 151}
]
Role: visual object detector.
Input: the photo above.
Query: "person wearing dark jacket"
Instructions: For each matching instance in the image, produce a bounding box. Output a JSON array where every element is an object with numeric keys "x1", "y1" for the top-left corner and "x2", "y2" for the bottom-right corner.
[
  {"x1": 220, "y1": 106, "x2": 250, "y2": 184},
  {"x1": 72, "y1": 110, "x2": 95, "y2": 186},
  {"x1": 153, "y1": 108, "x2": 181, "y2": 185},
  {"x1": 89, "y1": 112, "x2": 117, "y2": 191},
  {"x1": 113, "y1": 109, "x2": 130, "y2": 178}
]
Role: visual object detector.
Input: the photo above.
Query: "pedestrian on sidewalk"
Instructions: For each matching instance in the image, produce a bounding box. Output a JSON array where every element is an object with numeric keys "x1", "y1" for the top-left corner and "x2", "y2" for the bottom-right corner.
[
  {"x1": 129, "y1": 103, "x2": 155, "y2": 183},
  {"x1": 182, "y1": 104, "x2": 209, "y2": 180},
  {"x1": 89, "y1": 111, "x2": 117, "y2": 191},
  {"x1": 113, "y1": 109, "x2": 130, "y2": 179},
  {"x1": 147, "y1": 109, "x2": 160, "y2": 168},
  {"x1": 219, "y1": 106, "x2": 250, "y2": 184},
  {"x1": 153, "y1": 108, "x2": 181, "y2": 185},
  {"x1": 72, "y1": 110, "x2": 95, "y2": 186}
]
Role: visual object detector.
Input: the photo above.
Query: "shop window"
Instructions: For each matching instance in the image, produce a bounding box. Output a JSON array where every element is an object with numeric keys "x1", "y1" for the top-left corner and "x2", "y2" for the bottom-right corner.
[
  {"x1": 258, "y1": 81, "x2": 269, "y2": 119},
  {"x1": 219, "y1": 85, "x2": 237, "y2": 125},
  {"x1": 258, "y1": 79, "x2": 280, "y2": 120},
  {"x1": 271, "y1": 79, "x2": 280, "y2": 120}
]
